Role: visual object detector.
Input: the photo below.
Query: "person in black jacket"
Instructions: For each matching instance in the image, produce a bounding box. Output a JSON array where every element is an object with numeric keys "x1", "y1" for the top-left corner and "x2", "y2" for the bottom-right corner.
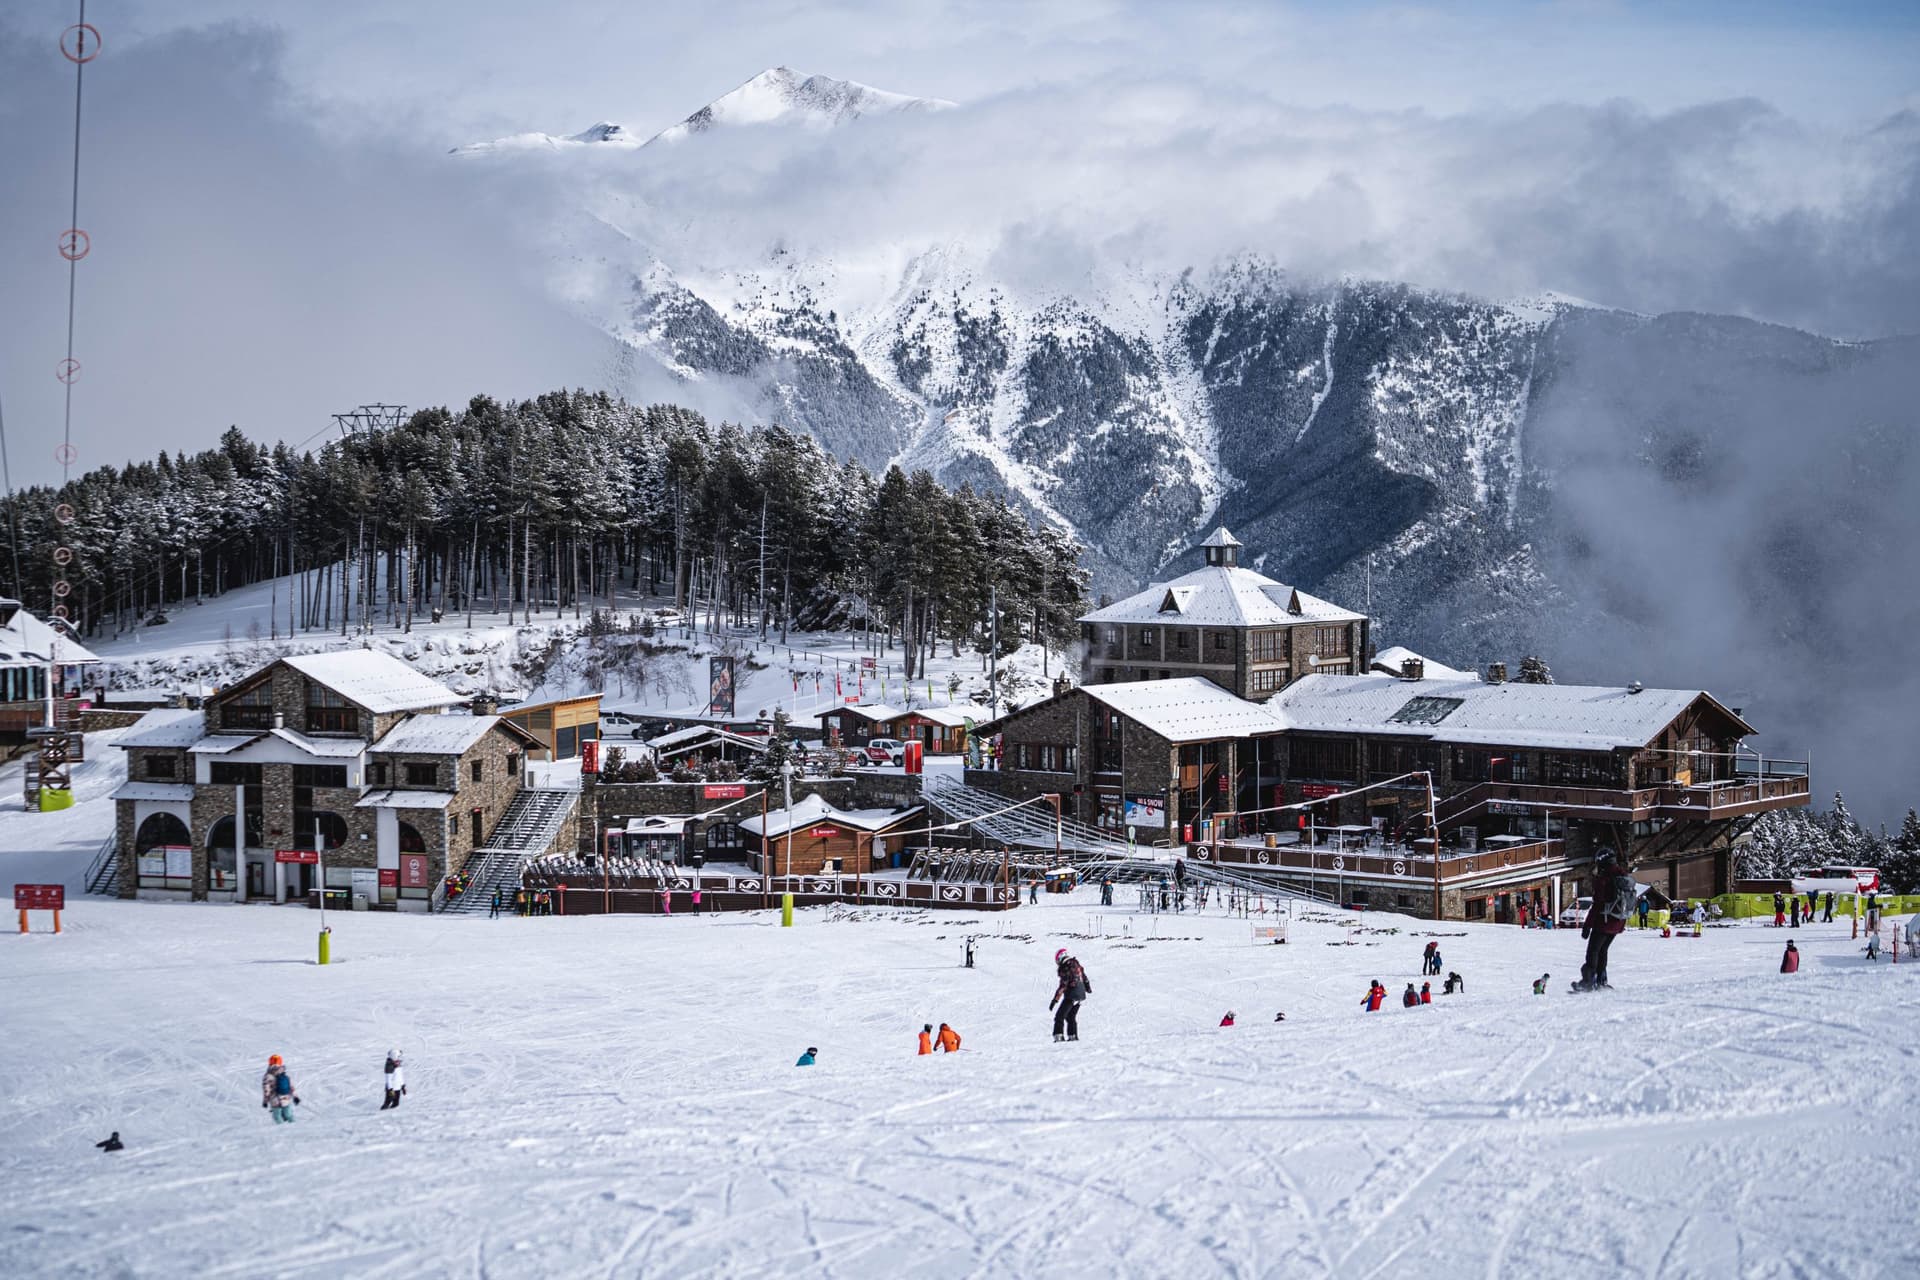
[
  {"x1": 1050, "y1": 948, "x2": 1091, "y2": 1041},
  {"x1": 95, "y1": 1132, "x2": 123, "y2": 1152}
]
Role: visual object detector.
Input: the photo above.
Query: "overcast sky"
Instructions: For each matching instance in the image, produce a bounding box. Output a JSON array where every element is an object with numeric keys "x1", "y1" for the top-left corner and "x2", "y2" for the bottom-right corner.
[{"x1": 1, "y1": 0, "x2": 1917, "y2": 486}]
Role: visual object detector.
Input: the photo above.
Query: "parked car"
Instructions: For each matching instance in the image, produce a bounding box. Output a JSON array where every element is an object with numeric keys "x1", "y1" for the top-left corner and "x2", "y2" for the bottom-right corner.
[
  {"x1": 599, "y1": 711, "x2": 642, "y2": 738},
  {"x1": 1557, "y1": 896, "x2": 1591, "y2": 929},
  {"x1": 863, "y1": 737, "x2": 906, "y2": 766}
]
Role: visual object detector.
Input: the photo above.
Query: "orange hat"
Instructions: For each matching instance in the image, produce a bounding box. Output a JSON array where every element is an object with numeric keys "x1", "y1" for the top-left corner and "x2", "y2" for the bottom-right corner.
[{"x1": 268, "y1": 1054, "x2": 283, "y2": 1066}]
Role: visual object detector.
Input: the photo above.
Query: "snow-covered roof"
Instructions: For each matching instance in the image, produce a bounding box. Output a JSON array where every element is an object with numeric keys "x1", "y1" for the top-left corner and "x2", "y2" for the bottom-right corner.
[
  {"x1": 911, "y1": 704, "x2": 990, "y2": 728},
  {"x1": 190, "y1": 734, "x2": 262, "y2": 755},
  {"x1": 279, "y1": 650, "x2": 461, "y2": 713},
  {"x1": 738, "y1": 793, "x2": 924, "y2": 838},
  {"x1": 117, "y1": 708, "x2": 207, "y2": 749},
  {"x1": 356, "y1": 789, "x2": 455, "y2": 810},
  {"x1": 1199, "y1": 527, "x2": 1243, "y2": 550},
  {"x1": 826, "y1": 703, "x2": 905, "y2": 724},
  {"x1": 1269, "y1": 674, "x2": 1751, "y2": 752},
  {"x1": 648, "y1": 725, "x2": 768, "y2": 754},
  {"x1": 1368, "y1": 646, "x2": 1473, "y2": 681},
  {"x1": 1079, "y1": 564, "x2": 1365, "y2": 628},
  {"x1": 111, "y1": 782, "x2": 197, "y2": 804},
  {"x1": 1083, "y1": 678, "x2": 1288, "y2": 743},
  {"x1": 373, "y1": 714, "x2": 518, "y2": 756},
  {"x1": 0, "y1": 600, "x2": 102, "y2": 666}
]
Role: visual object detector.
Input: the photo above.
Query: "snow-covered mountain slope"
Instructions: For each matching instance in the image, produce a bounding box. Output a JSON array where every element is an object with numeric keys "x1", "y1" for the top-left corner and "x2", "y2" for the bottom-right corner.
[
  {"x1": 450, "y1": 120, "x2": 642, "y2": 155},
  {"x1": 647, "y1": 66, "x2": 953, "y2": 144}
]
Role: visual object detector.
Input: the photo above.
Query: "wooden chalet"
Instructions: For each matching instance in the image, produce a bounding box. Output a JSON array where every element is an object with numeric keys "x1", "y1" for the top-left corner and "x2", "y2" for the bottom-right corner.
[
  {"x1": 737, "y1": 793, "x2": 926, "y2": 876},
  {"x1": 500, "y1": 692, "x2": 601, "y2": 760}
]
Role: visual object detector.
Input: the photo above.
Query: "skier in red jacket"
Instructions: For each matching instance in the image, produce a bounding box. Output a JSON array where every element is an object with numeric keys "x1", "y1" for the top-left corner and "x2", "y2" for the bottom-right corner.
[{"x1": 1361, "y1": 980, "x2": 1386, "y2": 1012}]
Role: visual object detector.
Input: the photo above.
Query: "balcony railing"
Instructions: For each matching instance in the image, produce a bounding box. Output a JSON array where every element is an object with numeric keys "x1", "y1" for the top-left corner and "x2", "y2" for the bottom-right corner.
[
  {"x1": 1194, "y1": 834, "x2": 1566, "y2": 885},
  {"x1": 1439, "y1": 773, "x2": 1810, "y2": 824}
]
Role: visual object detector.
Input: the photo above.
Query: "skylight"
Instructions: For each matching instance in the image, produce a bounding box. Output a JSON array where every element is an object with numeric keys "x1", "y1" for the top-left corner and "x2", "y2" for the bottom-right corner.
[{"x1": 1389, "y1": 695, "x2": 1464, "y2": 725}]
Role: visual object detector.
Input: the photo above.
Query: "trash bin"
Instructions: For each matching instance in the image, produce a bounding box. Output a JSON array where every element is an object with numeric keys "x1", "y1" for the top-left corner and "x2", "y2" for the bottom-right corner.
[{"x1": 352, "y1": 894, "x2": 369, "y2": 912}]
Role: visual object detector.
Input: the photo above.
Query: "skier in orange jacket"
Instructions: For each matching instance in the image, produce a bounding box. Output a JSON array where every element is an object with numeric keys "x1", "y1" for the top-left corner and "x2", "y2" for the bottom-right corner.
[
  {"x1": 936, "y1": 1023, "x2": 962, "y2": 1053},
  {"x1": 918, "y1": 1024, "x2": 933, "y2": 1055}
]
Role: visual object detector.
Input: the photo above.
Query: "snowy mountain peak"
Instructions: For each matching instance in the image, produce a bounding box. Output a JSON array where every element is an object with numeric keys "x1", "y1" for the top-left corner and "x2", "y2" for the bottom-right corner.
[
  {"x1": 450, "y1": 120, "x2": 640, "y2": 155},
  {"x1": 645, "y1": 66, "x2": 954, "y2": 145}
]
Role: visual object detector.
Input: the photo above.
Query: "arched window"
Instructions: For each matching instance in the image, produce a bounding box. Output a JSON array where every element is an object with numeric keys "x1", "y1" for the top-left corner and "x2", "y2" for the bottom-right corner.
[
  {"x1": 291, "y1": 810, "x2": 349, "y2": 850},
  {"x1": 135, "y1": 811, "x2": 190, "y2": 852},
  {"x1": 206, "y1": 812, "x2": 263, "y2": 853},
  {"x1": 397, "y1": 821, "x2": 427, "y2": 853}
]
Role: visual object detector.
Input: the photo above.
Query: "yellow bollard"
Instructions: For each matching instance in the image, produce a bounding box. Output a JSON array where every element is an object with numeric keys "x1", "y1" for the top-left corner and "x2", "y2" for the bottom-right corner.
[
  {"x1": 318, "y1": 926, "x2": 332, "y2": 965},
  {"x1": 781, "y1": 892, "x2": 794, "y2": 928}
]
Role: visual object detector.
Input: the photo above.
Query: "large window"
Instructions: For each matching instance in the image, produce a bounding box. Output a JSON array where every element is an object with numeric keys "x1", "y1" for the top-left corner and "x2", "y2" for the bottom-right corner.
[
  {"x1": 1451, "y1": 747, "x2": 1495, "y2": 783},
  {"x1": 1249, "y1": 667, "x2": 1288, "y2": 695},
  {"x1": 221, "y1": 682, "x2": 273, "y2": 731},
  {"x1": 134, "y1": 812, "x2": 193, "y2": 889},
  {"x1": 1541, "y1": 752, "x2": 1623, "y2": 787},
  {"x1": 144, "y1": 754, "x2": 178, "y2": 780},
  {"x1": 1368, "y1": 740, "x2": 1442, "y2": 777},
  {"x1": 1289, "y1": 737, "x2": 1356, "y2": 781},
  {"x1": 398, "y1": 821, "x2": 427, "y2": 853},
  {"x1": 208, "y1": 761, "x2": 262, "y2": 787},
  {"x1": 292, "y1": 764, "x2": 348, "y2": 790},
  {"x1": 306, "y1": 683, "x2": 357, "y2": 734},
  {"x1": 1315, "y1": 626, "x2": 1351, "y2": 657},
  {"x1": 1013, "y1": 743, "x2": 1077, "y2": 773},
  {"x1": 290, "y1": 810, "x2": 348, "y2": 850},
  {"x1": 1092, "y1": 710, "x2": 1123, "y2": 774},
  {"x1": 1250, "y1": 629, "x2": 1288, "y2": 664},
  {"x1": 404, "y1": 762, "x2": 439, "y2": 787},
  {"x1": 705, "y1": 822, "x2": 743, "y2": 852}
]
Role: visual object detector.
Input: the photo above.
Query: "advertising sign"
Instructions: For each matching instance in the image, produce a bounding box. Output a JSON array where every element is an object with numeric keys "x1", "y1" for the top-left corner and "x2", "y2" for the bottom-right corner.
[
  {"x1": 708, "y1": 656, "x2": 736, "y2": 718},
  {"x1": 581, "y1": 738, "x2": 600, "y2": 775},
  {"x1": 400, "y1": 853, "x2": 430, "y2": 889},
  {"x1": 808, "y1": 825, "x2": 842, "y2": 839},
  {"x1": 1299, "y1": 784, "x2": 1342, "y2": 800},
  {"x1": 13, "y1": 883, "x2": 64, "y2": 910},
  {"x1": 703, "y1": 783, "x2": 748, "y2": 800},
  {"x1": 274, "y1": 849, "x2": 320, "y2": 865},
  {"x1": 378, "y1": 868, "x2": 399, "y2": 888},
  {"x1": 1123, "y1": 793, "x2": 1166, "y2": 827}
]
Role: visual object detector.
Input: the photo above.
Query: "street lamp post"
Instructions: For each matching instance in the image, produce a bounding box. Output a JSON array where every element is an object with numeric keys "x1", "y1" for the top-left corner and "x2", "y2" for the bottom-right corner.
[{"x1": 780, "y1": 758, "x2": 795, "y2": 927}]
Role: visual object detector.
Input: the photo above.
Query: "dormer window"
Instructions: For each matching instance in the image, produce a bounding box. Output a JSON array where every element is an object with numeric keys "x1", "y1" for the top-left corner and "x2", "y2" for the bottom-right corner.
[
  {"x1": 306, "y1": 683, "x2": 357, "y2": 734},
  {"x1": 221, "y1": 682, "x2": 273, "y2": 731}
]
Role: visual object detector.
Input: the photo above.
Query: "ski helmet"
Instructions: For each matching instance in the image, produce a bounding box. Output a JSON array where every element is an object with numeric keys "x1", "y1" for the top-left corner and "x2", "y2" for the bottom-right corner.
[
  {"x1": 1054, "y1": 948, "x2": 1069, "y2": 962},
  {"x1": 268, "y1": 1054, "x2": 283, "y2": 1067}
]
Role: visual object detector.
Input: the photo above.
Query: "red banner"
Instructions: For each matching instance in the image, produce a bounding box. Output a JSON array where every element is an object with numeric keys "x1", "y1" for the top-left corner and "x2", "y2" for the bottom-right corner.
[
  {"x1": 378, "y1": 868, "x2": 398, "y2": 887},
  {"x1": 400, "y1": 853, "x2": 429, "y2": 889},
  {"x1": 581, "y1": 739, "x2": 600, "y2": 775},
  {"x1": 274, "y1": 849, "x2": 320, "y2": 865},
  {"x1": 808, "y1": 825, "x2": 842, "y2": 839},
  {"x1": 14, "y1": 883, "x2": 63, "y2": 910},
  {"x1": 703, "y1": 783, "x2": 747, "y2": 800}
]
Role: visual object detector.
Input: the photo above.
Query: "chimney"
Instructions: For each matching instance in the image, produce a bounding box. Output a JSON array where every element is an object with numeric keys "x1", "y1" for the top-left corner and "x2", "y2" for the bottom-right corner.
[
  {"x1": 1400, "y1": 657, "x2": 1425, "y2": 680},
  {"x1": 1628, "y1": 680, "x2": 1644, "y2": 695},
  {"x1": 472, "y1": 694, "x2": 499, "y2": 716},
  {"x1": 273, "y1": 712, "x2": 285, "y2": 729},
  {"x1": 1486, "y1": 662, "x2": 1507, "y2": 684}
]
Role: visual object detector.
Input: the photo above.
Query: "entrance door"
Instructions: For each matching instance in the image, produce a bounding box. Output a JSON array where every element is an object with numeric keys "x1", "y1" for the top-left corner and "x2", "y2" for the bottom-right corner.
[{"x1": 247, "y1": 861, "x2": 265, "y2": 898}]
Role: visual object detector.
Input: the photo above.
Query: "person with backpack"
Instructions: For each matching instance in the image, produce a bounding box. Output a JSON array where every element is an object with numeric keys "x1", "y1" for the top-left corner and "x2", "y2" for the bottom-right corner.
[
  {"x1": 1402, "y1": 983, "x2": 1420, "y2": 1008},
  {"x1": 936, "y1": 1023, "x2": 962, "y2": 1052},
  {"x1": 1443, "y1": 971, "x2": 1464, "y2": 995},
  {"x1": 1419, "y1": 982, "x2": 1432, "y2": 1004},
  {"x1": 918, "y1": 1024, "x2": 933, "y2": 1055},
  {"x1": 1574, "y1": 850, "x2": 1633, "y2": 991},
  {"x1": 1780, "y1": 940, "x2": 1799, "y2": 973},
  {"x1": 381, "y1": 1049, "x2": 406, "y2": 1110},
  {"x1": 1361, "y1": 980, "x2": 1386, "y2": 1012},
  {"x1": 261, "y1": 1055, "x2": 300, "y2": 1123},
  {"x1": 1637, "y1": 895, "x2": 1650, "y2": 929},
  {"x1": 1050, "y1": 949, "x2": 1091, "y2": 1041},
  {"x1": 1429, "y1": 946, "x2": 1444, "y2": 976}
]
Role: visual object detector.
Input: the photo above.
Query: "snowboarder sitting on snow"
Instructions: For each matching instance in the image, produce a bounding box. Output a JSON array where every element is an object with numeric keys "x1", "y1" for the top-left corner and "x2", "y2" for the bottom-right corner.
[
  {"x1": 918, "y1": 1025, "x2": 934, "y2": 1055},
  {"x1": 381, "y1": 1049, "x2": 407, "y2": 1110},
  {"x1": 1532, "y1": 974, "x2": 1549, "y2": 995},
  {"x1": 261, "y1": 1055, "x2": 300, "y2": 1123},
  {"x1": 1050, "y1": 949, "x2": 1091, "y2": 1041},
  {"x1": 1443, "y1": 971, "x2": 1464, "y2": 995},
  {"x1": 95, "y1": 1131, "x2": 122, "y2": 1152},
  {"x1": 1361, "y1": 980, "x2": 1386, "y2": 1012},
  {"x1": 1402, "y1": 983, "x2": 1419, "y2": 1008},
  {"x1": 1219, "y1": 1011, "x2": 1236, "y2": 1027},
  {"x1": 1780, "y1": 940, "x2": 1799, "y2": 973},
  {"x1": 796, "y1": 1048, "x2": 817, "y2": 1067},
  {"x1": 1419, "y1": 982, "x2": 1432, "y2": 1004},
  {"x1": 936, "y1": 1023, "x2": 962, "y2": 1052}
]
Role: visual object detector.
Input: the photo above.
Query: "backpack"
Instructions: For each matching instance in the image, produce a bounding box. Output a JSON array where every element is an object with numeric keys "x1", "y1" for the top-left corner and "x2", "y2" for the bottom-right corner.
[
  {"x1": 1601, "y1": 869, "x2": 1636, "y2": 922},
  {"x1": 274, "y1": 1072, "x2": 293, "y2": 1097}
]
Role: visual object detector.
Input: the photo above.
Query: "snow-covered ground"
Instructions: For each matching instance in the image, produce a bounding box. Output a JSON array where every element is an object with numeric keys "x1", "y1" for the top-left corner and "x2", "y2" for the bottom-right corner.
[
  {"x1": 86, "y1": 571, "x2": 1059, "y2": 730},
  {"x1": 3, "y1": 760, "x2": 1918, "y2": 1277}
]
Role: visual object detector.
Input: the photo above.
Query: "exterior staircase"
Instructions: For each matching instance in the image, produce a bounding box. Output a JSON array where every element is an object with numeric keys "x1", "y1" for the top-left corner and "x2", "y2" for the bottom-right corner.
[
  {"x1": 442, "y1": 787, "x2": 577, "y2": 914},
  {"x1": 922, "y1": 778, "x2": 1134, "y2": 859},
  {"x1": 83, "y1": 832, "x2": 122, "y2": 897}
]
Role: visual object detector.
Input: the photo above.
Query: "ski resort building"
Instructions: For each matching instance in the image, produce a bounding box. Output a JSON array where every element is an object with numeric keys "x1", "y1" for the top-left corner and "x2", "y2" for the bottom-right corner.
[
  {"x1": 982, "y1": 533, "x2": 1812, "y2": 920},
  {"x1": 818, "y1": 702, "x2": 988, "y2": 755},
  {"x1": 0, "y1": 597, "x2": 101, "y2": 744},
  {"x1": 111, "y1": 651, "x2": 551, "y2": 909},
  {"x1": 1078, "y1": 529, "x2": 1369, "y2": 701},
  {"x1": 736, "y1": 792, "x2": 927, "y2": 876}
]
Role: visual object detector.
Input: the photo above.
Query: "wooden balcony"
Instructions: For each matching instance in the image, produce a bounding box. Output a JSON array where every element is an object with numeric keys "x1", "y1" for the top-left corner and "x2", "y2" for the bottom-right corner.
[
  {"x1": 1439, "y1": 774, "x2": 1809, "y2": 825},
  {"x1": 1194, "y1": 834, "x2": 1567, "y2": 887}
]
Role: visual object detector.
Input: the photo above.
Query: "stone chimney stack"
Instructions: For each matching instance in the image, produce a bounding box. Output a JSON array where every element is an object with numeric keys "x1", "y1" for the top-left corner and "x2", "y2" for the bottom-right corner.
[
  {"x1": 1400, "y1": 657, "x2": 1425, "y2": 681},
  {"x1": 1486, "y1": 662, "x2": 1507, "y2": 684}
]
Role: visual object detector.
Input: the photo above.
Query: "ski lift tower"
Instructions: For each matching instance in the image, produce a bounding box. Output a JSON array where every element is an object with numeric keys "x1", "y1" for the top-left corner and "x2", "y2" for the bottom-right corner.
[{"x1": 331, "y1": 403, "x2": 410, "y2": 436}]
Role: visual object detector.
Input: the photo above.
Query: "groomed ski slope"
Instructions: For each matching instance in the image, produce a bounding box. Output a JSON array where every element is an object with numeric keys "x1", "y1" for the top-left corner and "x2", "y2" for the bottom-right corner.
[{"x1": 2, "y1": 844, "x2": 1916, "y2": 1275}]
